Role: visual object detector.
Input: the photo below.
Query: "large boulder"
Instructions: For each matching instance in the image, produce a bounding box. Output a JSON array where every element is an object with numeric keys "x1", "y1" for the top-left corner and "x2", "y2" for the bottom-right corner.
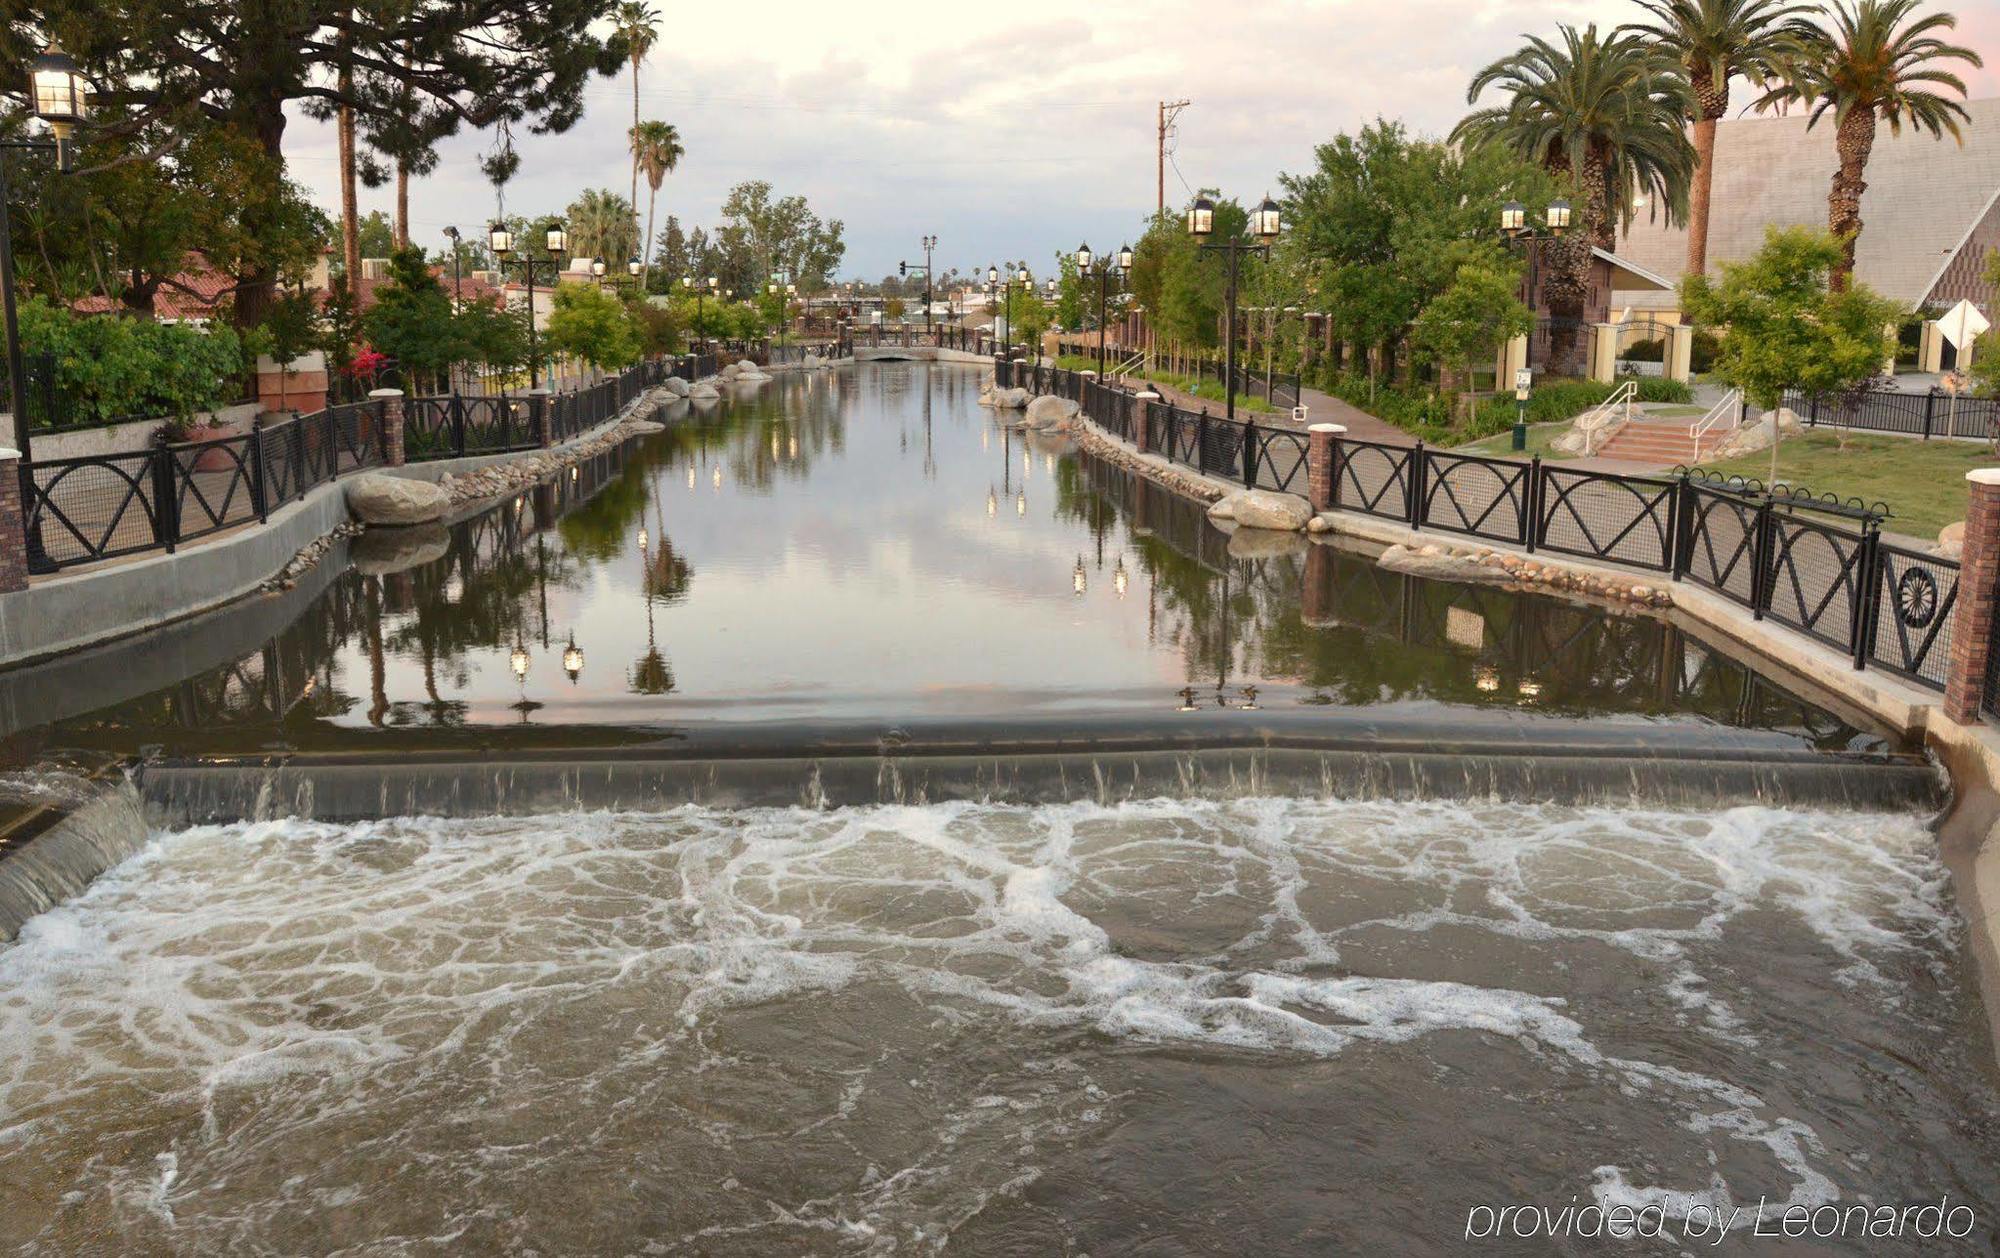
[
  {"x1": 1705, "y1": 408, "x2": 1802, "y2": 461},
  {"x1": 1025, "y1": 394, "x2": 1080, "y2": 430},
  {"x1": 1939, "y1": 521, "x2": 1965, "y2": 560},
  {"x1": 1214, "y1": 488, "x2": 1313, "y2": 532},
  {"x1": 689, "y1": 382, "x2": 721, "y2": 401},
  {"x1": 720, "y1": 362, "x2": 742, "y2": 380},
  {"x1": 736, "y1": 358, "x2": 757, "y2": 373},
  {"x1": 351, "y1": 521, "x2": 450, "y2": 575},
  {"x1": 992, "y1": 387, "x2": 1030, "y2": 410},
  {"x1": 662, "y1": 375, "x2": 691, "y2": 398},
  {"x1": 1375, "y1": 542, "x2": 1506, "y2": 584},
  {"x1": 345, "y1": 473, "x2": 449, "y2": 527},
  {"x1": 803, "y1": 353, "x2": 823, "y2": 369},
  {"x1": 735, "y1": 369, "x2": 772, "y2": 384}
]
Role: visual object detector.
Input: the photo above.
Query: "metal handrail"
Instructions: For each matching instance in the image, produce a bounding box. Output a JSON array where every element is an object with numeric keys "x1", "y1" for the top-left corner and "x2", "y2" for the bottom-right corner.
[
  {"x1": 1688, "y1": 388, "x2": 1742, "y2": 461},
  {"x1": 1578, "y1": 380, "x2": 1639, "y2": 456}
]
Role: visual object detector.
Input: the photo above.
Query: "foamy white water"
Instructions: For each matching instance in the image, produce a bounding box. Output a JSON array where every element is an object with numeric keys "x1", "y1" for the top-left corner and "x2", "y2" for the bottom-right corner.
[{"x1": 0, "y1": 798, "x2": 1992, "y2": 1254}]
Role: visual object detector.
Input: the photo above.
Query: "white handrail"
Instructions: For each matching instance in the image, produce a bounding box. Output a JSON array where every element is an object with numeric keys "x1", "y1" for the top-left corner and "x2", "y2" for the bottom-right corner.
[
  {"x1": 1580, "y1": 380, "x2": 1639, "y2": 456},
  {"x1": 1689, "y1": 388, "x2": 1743, "y2": 461}
]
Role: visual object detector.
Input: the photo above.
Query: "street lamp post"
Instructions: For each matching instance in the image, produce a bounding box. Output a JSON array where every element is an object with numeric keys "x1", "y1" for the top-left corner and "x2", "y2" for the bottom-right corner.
[
  {"x1": 490, "y1": 219, "x2": 568, "y2": 390},
  {"x1": 767, "y1": 272, "x2": 797, "y2": 359},
  {"x1": 7, "y1": 44, "x2": 90, "y2": 572},
  {"x1": 1497, "y1": 197, "x2": 1573, "y2": 387},
  {"x1": 442, "y1": 226, "x2": 465, "y2": 310},
  {"x1": 1186, "y1": 195, "x2": 1281, "y2": 421},
  {"x1": 682, "y1": 275, "x2": 718, "y2": 356},
  {"x1": 900, "y1": 235, "x2": 937, "y2": 337},
  {"x1": 6, "y1": 45, "x2": 88, "y2": 473},
  {"x1": 1077, "y1": 243, "x2": 1132, "y2": 378}
]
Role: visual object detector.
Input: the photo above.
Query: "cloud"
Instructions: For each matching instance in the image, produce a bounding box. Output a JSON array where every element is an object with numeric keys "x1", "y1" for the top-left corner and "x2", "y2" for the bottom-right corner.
[{"x1": 286, "y1": 0, "x2": 2000, "y2": 278}]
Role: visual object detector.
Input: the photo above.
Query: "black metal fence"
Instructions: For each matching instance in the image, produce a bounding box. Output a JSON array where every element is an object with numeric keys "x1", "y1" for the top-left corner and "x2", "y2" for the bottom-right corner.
[
  {"x1": 21, "y1": 357, "x2": 673, "y2": 574},
  {"x1": 1785, "y1": 386, "x2": 2000, "y2": 442},
  {"x1": 1004, "y1": 358, "x2": 1966, "y2": 698}
]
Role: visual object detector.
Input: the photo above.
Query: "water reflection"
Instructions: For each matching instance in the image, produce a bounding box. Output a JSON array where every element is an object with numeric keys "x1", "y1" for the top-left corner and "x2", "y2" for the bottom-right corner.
[{"x1": 8, "y1": 366, "x2": 1891, "y2": 758}]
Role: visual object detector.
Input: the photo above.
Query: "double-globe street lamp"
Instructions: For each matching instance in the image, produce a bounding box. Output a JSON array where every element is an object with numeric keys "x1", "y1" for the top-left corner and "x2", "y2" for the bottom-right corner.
[
  {"x1": 767, "y1": 271, "x2": 797, "y2": 358},
  {"x1": 986, "y1": 263, "x2": 1032, "y2": 361},
  {"x1": 590, "y1": 255, "x2": 643, "y2": 288},
  {"x1": 1074, "y1": 242, "x2": 1132, "y2": 378},
  {"x1": 489, "y1": 219, "x2": 569, "y2": 389},
  {"x1": 1185, "y1": 193, "x2": 1281, "y2": 420},
  {"x1": 1497, "y1": 196, "x2": 1573, "y2": 436}
]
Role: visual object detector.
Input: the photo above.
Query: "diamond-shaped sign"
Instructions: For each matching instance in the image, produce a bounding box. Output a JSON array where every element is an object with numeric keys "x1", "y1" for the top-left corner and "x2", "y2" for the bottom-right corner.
[{"x1": 1937, "y1": 299, "x2": 1990, "y2": 350}]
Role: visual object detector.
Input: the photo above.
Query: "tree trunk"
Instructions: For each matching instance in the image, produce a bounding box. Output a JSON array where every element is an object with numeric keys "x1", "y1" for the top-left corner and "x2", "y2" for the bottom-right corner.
[
  {"x1": 1828, "y1": 104, "x2": 1876, "y2": 292},
  {"x1": 339, "y1": 110, "x2": 360, "y2": 297},
  {"x1": 1687, "y1": 115, "x2": 1719, "y2": 278},
  {"x1": 643, "y1": 181, "x2": 659, "y2": 291},
  {"x1": 232, "y1": 106, "x2": 289, "y2": 330},
  {"x1": 394, "y1": 161, "x2": 409, "y2": 249},
  {"x1": 629, "y1": 58, "x2": 641, "y2": 217}
]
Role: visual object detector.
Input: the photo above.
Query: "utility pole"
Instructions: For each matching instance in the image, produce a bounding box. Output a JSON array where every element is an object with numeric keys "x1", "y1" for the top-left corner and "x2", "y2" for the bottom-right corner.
[{"x1": 1157, "y1": 99, "x2": 1190, "y2": 217}]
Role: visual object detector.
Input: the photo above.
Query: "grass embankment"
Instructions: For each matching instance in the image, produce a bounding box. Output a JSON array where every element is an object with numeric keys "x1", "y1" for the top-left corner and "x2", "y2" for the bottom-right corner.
[
  {"x1": 1053, "y1": 355, "x2": 1278, "y2": 413},
  {"x1": 1703, "y1": 431, "x2": 1989, "y2": 540},
  {"x1": 1319, "y1": 373, "x2": 1693, "y2": 445}
]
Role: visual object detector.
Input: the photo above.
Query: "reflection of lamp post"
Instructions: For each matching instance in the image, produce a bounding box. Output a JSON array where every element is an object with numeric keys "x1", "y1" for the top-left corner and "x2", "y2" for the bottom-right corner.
[
  {"x1": 1186, "y1": 194, "x2": 1281, "y2": 419},
  {"x1": 511, "y1": 638, "x2": 531, "y2": 682},
  {"x1": 563, "y1": 633, "x2": 584, "y2": 684},
  {"x1": 491, "y1": 218, "x2": 568, "y2": 389},
  {"x1": 1073, "y1": 555, "x2": 1087, "y2": 596},
  {"x1": 1114, "y1": 555, "x2": 1129, "y2": 597}
]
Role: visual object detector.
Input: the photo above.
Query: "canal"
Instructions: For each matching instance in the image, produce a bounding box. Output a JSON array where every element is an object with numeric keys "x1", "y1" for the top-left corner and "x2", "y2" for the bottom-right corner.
[{"x1": 0, "y1": 362, "x2": 1994, "y2": 1253}]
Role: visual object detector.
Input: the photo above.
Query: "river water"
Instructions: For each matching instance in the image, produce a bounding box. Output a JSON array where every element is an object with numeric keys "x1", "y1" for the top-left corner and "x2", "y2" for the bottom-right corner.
[{"x1": 0, "y1": 364, "x2": 1995, "y2": 1252}]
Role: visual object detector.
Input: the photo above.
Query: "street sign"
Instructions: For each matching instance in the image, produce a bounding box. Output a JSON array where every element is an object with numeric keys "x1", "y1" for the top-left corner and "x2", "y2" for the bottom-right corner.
[
  {"x1": 1937, "y1": 299, "x2": 1991, "y2": 350},
  {"x1": 1514, "y1": 367, "x2": 1533, "y2": 400}
]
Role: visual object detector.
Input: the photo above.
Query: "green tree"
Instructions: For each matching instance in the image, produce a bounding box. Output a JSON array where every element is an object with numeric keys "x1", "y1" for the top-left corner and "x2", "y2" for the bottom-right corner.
[
  {"x1": 1053, "y1": 250, "x2": 1086, "y2": 332},
  {"x1": 456, "y1": 294, "x2": 532, "y2": 379},
  {"x1": 1681, "y1": 226, "x2": 1899, "y2": 473},
  {"x1": 363, "y1": 246, "x2": 459, "y2": 392},
  {"x1": 1630, "y1": 0, "x2": 1819, "y2": 278},
  {"x1": 261, "y1": 288, "x2": 322, "y2": 412},
  {"x1": 1409, "y1": 265, "x2": 1533, "y2": 392},
  {"x1": 28, "y1": 0, "x2": 622, "y2": 327},
  {"x1": 715, "y1": 181, "x2": 846, "y2": 289},
  {"x1": 563, "y1": 189, "x2": 640, "y2": 268},
  {"x1": 18, "y1": 296, "x2": 246, "y2": 423},
  {"x1": 1973, "y1": 249, "x2": 2000, "y2": 398},
  {"x1": 631, "y1": 121, "x2": 685, "y2": 288},
  {"x1": 1751, "y1": 0, "x2": 1983, "y2": 289},
  {"x1": 613, "y1": 1, "x2": 661, "y2": 211},
  {"x1": 546, "y1": 282, "x2": 640, "y2": 370},
  {"x1": 1454, "y1": 25, "x2": 1694, "y2": 370}
]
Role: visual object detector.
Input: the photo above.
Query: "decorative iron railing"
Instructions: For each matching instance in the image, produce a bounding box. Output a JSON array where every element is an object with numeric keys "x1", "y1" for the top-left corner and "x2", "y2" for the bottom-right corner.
[
  {"x1": 22, "y1": 357, "x2": 673, "y2": 574},
  {"x1": 1785, "y1": 386, "x2": 2000, "y2": 442},
  {"x1": 1014, "y1": 360, "x2": 1966, "y2": 701}
]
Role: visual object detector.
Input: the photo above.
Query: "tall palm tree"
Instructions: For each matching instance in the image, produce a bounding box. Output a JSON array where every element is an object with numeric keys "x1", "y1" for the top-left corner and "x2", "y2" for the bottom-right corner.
[
  {"x1": 614, "y1": 1, "x2": 661, "y2": 212},
  {"x1": 1454, "y1": 25, "x2": 1694, "y2": 371},
  {"x1": 1628, "y1": 0, "x2": 1820, "y2": 278},
  {"x1": 630, "y1": 121, "x2": 685, "y2": 289},
  {"x1": 1752, "y1": 0, "x2": 1982, "y2": 290},
  {"x1": 563, "y1": 188, "x2": 641, "y2": 267}
]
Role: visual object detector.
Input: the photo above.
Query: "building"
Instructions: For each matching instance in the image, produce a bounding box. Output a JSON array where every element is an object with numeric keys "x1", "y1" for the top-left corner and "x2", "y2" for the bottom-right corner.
[{"x1": 1615, "y1": 97, "x2": 2000, "y2": 320}]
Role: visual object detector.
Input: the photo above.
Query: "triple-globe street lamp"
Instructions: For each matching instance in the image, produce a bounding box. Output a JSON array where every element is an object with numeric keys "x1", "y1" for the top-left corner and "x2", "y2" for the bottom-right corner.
[
  {"x1": 1185, "y1": 193, "x2": 1280, "y2": 421},
  {"x1": 489, "y1": 219, "x2": 569, "y2": 389}
]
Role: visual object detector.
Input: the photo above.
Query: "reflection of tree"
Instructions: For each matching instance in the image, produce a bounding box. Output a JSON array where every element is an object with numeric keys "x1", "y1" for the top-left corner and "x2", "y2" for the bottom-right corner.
[{"x1": 631, "y1": 471, "x2": 679, "y2": 695}]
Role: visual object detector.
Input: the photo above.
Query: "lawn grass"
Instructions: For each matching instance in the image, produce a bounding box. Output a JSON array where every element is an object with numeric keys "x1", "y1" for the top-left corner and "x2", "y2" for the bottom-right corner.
[
  {"x1": 1457, "y1": 422, "x2": 1582, "y2": 460},
  {"x1": 1703, "y1": 431, "x2": 1992, "y2": 540},
  {"x1": 1052, "y1": 355, "x2": 1278, "y2": 413}
]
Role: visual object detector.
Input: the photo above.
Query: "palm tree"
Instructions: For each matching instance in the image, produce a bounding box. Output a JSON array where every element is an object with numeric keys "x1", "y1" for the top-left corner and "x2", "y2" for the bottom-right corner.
[
  {"x1": 1628, "y1": 0, "x2": 1820, "y2": 278},
  {"x1": 1752, "y1": 0, "x2": 1982, "y2": 290},
  {"x1": 1454, "y1": 25, "x2": 1695, "y2": 372},
  {"x1": 630, "y1": 121, "x2": 685, "y2": 289},
  {"x1": 614, "y1": 1, "x2": 661, "y2": 212},
  {"x1": 563, "y1": 188, "x2": 641, "y2": 267}
]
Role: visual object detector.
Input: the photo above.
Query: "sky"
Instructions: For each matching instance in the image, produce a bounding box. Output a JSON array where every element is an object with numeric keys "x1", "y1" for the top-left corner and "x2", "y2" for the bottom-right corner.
[{"x1": 281, "y1": 0, "x2": 2000, "y2": 282}]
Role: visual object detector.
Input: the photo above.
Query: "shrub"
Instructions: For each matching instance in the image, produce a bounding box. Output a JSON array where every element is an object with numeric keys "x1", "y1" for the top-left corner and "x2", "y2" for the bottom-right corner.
[
  {"x1": 19, "y1": 297, "x2": 247, "y2": 426},
  {"x1": 1620, "y1": 337, "x2": 1665, "y2": 364}
]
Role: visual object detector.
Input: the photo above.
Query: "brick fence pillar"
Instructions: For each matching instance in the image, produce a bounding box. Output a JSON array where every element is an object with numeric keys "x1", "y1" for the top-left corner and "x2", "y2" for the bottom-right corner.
[
  {"x1": 1307, "y1": 423, "x2": 1345, "y2": 512},
  {"x1": 1944, "y1": 468, "x2": 2000, "y2": 724},
  {"x1": 370, "y1": 388, "x2": 406, "y2": 467},
  {"x1": 0, "y1": 449, "x2": 27, "y2": 592},
  {"x1": 528, "y1": 388, "x2": 553, "y2": 448},
  {"x1": 1132, "y1": 390, "x2": 1159, "y2": 454}
]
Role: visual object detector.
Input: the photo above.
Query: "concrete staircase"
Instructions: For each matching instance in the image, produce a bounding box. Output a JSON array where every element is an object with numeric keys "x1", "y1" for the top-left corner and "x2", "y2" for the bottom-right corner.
[{"x1": 1594, "y1": 418, "x2": 1702, "y2": 467}]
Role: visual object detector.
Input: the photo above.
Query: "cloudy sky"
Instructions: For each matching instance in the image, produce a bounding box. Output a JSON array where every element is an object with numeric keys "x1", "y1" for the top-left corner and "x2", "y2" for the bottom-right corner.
[{"x1": 283, "y1": 0, "x2": 2000, "y2": 281}]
